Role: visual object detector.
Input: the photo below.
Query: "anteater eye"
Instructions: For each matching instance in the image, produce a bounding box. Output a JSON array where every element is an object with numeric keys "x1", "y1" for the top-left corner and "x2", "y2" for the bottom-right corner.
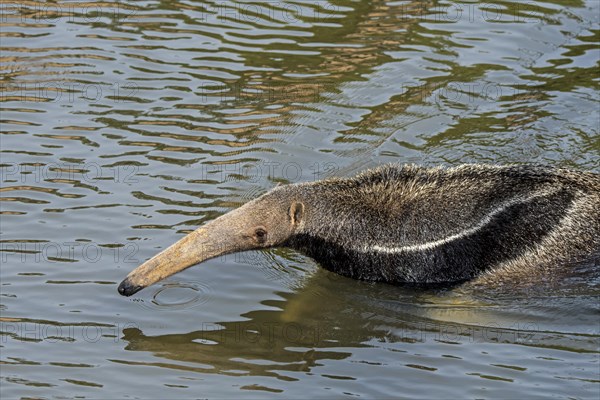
[{"x1": 255, "y1": 228, "x2": 267, "y2": 241}]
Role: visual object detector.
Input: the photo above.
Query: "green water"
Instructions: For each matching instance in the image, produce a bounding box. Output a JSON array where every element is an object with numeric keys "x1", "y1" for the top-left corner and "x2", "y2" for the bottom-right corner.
[{"x1": 1, "y1": 0, "x2": 599, "y2": 398}]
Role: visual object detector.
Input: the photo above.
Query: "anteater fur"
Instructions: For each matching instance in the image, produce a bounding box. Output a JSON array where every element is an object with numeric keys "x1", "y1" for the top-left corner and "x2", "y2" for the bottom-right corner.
[{"x1": 277, "y1": 164, "x2": 600, "y2": 285}]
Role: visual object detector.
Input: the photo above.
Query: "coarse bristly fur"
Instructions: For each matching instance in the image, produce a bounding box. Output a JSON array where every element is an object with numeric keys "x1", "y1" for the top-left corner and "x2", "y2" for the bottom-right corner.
[
  {"x1": 277, "y1": 164, "x2": 600, "y2": 285},
  {"x1": 119, "y1": 163, "x2": 600, "y2": 296}
]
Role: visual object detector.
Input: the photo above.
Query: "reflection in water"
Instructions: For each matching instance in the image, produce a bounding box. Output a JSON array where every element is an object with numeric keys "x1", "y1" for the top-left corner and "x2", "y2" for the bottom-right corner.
[{"x1": 118, "y1": 267, "x2": 600, "y2": 394}]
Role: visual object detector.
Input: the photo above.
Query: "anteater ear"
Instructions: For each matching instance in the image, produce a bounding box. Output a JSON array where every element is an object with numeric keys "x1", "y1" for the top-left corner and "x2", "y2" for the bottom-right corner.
[{"x1": 289, "y1": 202, "x2": 304, "y2": 226}]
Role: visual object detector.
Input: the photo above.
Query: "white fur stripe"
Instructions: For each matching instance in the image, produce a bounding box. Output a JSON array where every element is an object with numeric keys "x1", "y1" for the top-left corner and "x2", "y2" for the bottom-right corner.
[{"x1": 354, "y1": 187, "x2": 558, "y2": 254}]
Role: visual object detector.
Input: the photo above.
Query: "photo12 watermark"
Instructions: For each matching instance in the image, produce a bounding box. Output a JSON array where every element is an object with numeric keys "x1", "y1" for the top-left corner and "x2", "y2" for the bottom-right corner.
[
  {"x1": 398, "y1": 1, "x2": 542, "y2": 24},
  {"x1": 0, "y1": 82, "x2": 139, "y2": 104},
  {"x1": 198, "y1": 1, "x2": 340, "y2": 24},
  {"x1": 0, "y1": 241, "x2": 140, "y2": 264},
  {"x1": 192, "y1": 161, "x2": 340, "y2": 184},
  {"x1": 1, "y1": 162, "x2": 139, "y2": 185},
  {"x1": 0, "y1": 321, "x2": 141, "y2": 344},
  {"x1": 0, "y1": 2, "x2": 137, "y2": 23},
  {"x1": 199, "y1": 81, "x2": 328, "y2": 104}
]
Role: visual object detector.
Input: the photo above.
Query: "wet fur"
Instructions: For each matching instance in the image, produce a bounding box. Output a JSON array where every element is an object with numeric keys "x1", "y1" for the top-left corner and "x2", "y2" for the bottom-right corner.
[{"x1": 267, "y1": 164, "x2": 600, "y2": 285}]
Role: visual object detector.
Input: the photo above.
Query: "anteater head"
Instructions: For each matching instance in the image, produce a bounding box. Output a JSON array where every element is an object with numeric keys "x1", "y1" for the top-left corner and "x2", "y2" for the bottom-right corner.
[{"x1": 118, "y1": 187, "x2": 305, "y2": 296}]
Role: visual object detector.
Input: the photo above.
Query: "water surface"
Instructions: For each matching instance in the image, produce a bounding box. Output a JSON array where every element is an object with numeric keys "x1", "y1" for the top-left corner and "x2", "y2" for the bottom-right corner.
[{"x1": 1, "y1": 0, "x2": 599, "y2": 398}]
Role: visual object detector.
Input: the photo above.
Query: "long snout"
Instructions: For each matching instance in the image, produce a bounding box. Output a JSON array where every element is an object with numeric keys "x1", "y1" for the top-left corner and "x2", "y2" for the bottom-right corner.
[{"x1": 118, "y1": 220, "x2": 234, "y2": 296}]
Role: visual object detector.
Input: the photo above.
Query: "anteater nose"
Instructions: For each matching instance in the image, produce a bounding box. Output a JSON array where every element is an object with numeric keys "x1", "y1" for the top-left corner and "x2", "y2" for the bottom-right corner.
[{"x1": 118, "y1": 278, "x2": 144, "y2": 297}]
